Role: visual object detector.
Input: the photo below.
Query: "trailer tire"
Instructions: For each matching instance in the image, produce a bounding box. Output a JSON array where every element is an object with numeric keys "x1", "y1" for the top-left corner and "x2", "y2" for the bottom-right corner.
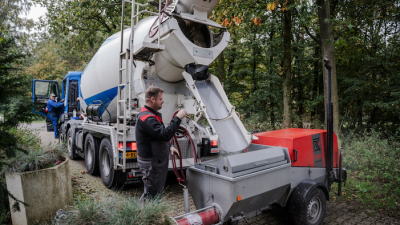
[
  {"x1": 99, "y1": 138, "x2": 118, "y2": 188},
  {"x1": 84, "y1": 134, "x2": 100, "y2": 175},
  {"x1": 67, "y1": 129, "x2": 78, "y2": 160},
  {"x1": 294, "y1": 188, "x2": 326, "y2": 225}
]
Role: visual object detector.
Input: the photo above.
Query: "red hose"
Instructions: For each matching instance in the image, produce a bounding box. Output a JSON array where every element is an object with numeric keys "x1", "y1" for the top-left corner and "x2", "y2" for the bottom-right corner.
[
  {"x1": 148, "y1": 0, "x2": 171, "y2": 38},
  {"x1": 170, "y1": 110, "x2": 197, "y2": 183}
]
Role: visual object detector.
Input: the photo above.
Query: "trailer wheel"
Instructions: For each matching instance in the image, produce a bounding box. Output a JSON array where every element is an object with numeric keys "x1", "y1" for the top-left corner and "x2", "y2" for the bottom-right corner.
[
  {"x1": 99, "y1": 138, "x2": 118, "y2": 188},
  {"x1": 67, "y1": 129, "x2": 78, "y2": 160},
  {"x1": 84, "y1": 134, "x2": 100, "y2": 175},
  {"x1": 294, "y1": 188, "x2": 326, "y2": 225}
]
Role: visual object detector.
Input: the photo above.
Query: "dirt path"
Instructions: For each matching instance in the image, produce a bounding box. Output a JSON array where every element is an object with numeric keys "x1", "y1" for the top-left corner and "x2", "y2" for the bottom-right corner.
[{"x1": 32, "y1": 123, "x2": 399, "y2": 224}]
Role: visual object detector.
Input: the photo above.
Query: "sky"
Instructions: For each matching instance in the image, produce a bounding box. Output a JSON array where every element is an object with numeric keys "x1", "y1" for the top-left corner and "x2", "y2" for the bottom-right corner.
[
  {"x1": 19, "y1": 4, "x2": 47, "y2": 33},
  {"x1": 22, "y1": 4, "x2": 47, "y2": 22}
]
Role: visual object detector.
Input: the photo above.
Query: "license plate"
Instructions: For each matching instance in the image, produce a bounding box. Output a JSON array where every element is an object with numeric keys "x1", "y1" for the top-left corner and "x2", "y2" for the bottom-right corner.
[{"x1": 119, "y1": 151, "x2": 137, "y2": 159}]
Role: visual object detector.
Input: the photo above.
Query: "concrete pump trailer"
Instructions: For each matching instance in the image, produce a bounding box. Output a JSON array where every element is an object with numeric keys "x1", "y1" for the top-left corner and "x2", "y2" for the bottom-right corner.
[{"x1": 32, "y1": 0, "x2": 347, "y2": 224}]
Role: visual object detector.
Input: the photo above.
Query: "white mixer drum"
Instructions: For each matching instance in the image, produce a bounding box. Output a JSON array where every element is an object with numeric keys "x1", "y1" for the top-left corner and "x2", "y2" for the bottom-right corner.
[{"x1": 80, "y1": 17, "x2": 156, "y2": 122}]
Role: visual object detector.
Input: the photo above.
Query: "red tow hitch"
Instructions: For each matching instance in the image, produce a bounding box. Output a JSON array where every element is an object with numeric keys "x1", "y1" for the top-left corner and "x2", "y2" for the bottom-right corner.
[{"x1": 175, "y1": 208, "x2": 219, "y2": 225}]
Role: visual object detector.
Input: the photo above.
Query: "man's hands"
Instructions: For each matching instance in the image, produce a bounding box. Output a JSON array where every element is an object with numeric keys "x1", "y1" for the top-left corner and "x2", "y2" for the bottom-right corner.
[
  {"x1": 176, "y1": 109, "x2": 188, "y2": 119},
  {"x1": 170, "y1": 146, "x2": 179, "y2": 157},
  {"x1": 61, "y1": 99, "x2": 65, "y2": 102}
]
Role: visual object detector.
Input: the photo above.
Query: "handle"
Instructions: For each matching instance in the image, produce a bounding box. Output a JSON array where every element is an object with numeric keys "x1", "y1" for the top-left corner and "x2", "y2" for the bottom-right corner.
[
  {"x1": 255, "y1": 160, "x2": 268, "y2": 166},
  {"x1": 293, "y1": 149, "x2": 298, "y2": 163}
]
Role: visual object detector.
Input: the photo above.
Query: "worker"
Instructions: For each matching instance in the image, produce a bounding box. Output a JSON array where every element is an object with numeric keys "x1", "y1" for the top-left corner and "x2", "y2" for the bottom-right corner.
[
  {"x1": 47, "y1": 93, "x2": 64, "y2": 138},
  {"x1": 136, "y1": 86, "x2": 188, "y2": 202}
]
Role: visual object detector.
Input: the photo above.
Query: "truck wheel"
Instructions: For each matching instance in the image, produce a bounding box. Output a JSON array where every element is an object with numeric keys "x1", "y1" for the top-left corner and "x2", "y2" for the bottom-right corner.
[
  {"x1": 294, "y1": 188, "x2": 326, "y2": 225},
  {"x1": 99, "y1": 138, "x2": 118, "y2": 188},
  {"x1": 67, "y1": 129, "x2": 78, "y2": 160},
  {"x1": 84, "y1": 134, "x2": 100, "y2": 175}
]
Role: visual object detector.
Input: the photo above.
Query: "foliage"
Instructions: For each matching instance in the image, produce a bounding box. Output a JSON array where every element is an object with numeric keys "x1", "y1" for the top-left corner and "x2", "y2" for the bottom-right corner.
[
  {"x1": 55, "y1": 194, "x2": 171, "y2": 225},
  {"x1": 340, "y1": 129, "x2": 400, "y2": 217},
  {"x1": 2, "y1": 145, "x2": 66, "y2": 174},
  {"x1": 0, "y1": 0, "x2": 34, "y2": 33},
  {"x1": 8, "y1": 127, "x2": 42, "y2": 154},
  {"x1": 0, "y1": 0, "x2": 40, "y2": 217}
]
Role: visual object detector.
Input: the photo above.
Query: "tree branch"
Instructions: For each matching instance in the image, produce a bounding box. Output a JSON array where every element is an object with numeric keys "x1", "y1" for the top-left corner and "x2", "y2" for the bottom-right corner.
[{"x1": 303, "y1": 25, "x2": 321, "y2": 46}]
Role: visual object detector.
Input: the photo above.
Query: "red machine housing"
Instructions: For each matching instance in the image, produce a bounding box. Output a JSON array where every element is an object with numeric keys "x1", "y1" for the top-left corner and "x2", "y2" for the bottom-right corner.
[{"x1": 252, "y1": 128, "x2": 339, "y2": 168}]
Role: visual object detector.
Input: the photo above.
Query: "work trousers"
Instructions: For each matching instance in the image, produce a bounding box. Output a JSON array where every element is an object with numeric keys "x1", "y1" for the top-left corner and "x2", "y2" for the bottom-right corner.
[
  {"x1": 138, "y1": 157, "x2": 169, "y2": 202},
  {"x1": 48, "y1": 113, "x2": 60, "y2": 138}
]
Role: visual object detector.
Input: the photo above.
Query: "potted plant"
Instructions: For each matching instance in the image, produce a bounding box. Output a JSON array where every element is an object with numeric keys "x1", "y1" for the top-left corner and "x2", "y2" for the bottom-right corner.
[{"x1": 3, "y1": 146, "x2": 72, "y2": 225}]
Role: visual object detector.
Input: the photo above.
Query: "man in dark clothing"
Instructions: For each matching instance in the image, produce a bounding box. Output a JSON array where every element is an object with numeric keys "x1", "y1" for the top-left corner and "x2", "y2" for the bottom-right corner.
[
  {"x1": 47, "y1": 93, "x2": 64, "y2": 138},
  {"x1": 135, "y1": 86, "x2": 187, "y2": 202}
]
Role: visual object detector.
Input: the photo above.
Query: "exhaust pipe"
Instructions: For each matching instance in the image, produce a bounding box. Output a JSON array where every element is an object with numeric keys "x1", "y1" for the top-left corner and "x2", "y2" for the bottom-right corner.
[{"x1": 323, "y1": 58, "x2": 334, "y2": 189}]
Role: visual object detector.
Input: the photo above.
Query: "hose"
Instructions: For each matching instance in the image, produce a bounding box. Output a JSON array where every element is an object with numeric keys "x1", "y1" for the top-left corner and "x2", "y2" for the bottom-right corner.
[
  {"x1": 148, "y1": 0, "x2": 171, "y2": 38},
  {"x1": 170, "y1": 110, "x2": 197, "y2": 183}
]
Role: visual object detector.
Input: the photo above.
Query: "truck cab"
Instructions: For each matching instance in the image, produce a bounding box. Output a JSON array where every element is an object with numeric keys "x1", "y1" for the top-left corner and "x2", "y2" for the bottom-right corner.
[{"x1": 32, "y1": 71, "x2": 83, "y2": 142}]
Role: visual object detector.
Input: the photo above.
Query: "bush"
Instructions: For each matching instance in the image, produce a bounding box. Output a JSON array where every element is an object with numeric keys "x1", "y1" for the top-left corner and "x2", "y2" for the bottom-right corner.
[
  {"x1": 2, "y1": 145, "x2": 66, "y2": 174},
  {"x1": 8, "y1": 127, "x2": 42, "y2": 152},
  {"x1": 55, "y1": 194, "x2": 171, "y2": 225},
  {"x1": 341, "y1": 129, "x2": 400, "y2": 216}
]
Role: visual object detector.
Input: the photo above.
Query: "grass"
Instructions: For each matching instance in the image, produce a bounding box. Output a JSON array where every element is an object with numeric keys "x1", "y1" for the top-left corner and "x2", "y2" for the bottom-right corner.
[
  {"x1": 336, "y1": 129, "x2": 400, "y2": 217},
  {"x1": 55, "y1": 194, "x2": 172, "y2": 225}
]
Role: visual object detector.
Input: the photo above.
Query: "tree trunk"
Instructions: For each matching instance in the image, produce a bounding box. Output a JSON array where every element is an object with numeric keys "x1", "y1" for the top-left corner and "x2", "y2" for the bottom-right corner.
[
  {"x1": 282, "y1": 2, "x2": 292, "y2": 129},
  {"x1": 317, "y1": 0, "x2": 340, "y2": 144},
  {"x1": 269, "y1": 29, "x2": 275, "y2": 130},
  {"x1": 311, "y1": 45, "x2": 319, "y2": 121}
]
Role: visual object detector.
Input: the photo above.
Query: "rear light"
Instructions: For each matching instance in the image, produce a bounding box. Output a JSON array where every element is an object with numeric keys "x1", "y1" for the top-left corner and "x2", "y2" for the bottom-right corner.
[
  {"x1": 128, "y1": 174, "x2": 133, "y2": 178},
  {"x1": 210, "y1": 140, "x2": 218, "y2": 147},
  {"x1": 118, "y1": 142, "x2": 137, "y2": 151}
]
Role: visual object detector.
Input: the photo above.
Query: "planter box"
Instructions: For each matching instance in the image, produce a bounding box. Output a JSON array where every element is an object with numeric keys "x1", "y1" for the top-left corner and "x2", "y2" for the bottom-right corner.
[{"x1": 6, "y1": 158, "x2": 73, "y2": 225}]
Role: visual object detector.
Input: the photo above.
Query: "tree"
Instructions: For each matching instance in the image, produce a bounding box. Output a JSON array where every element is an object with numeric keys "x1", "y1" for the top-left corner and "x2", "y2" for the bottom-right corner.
[
  {"x1": 0, "y1": 0, "x2": 37, "y2": 217},
  {"x1": 317, "y1": 0, "x2": 340, "y2": 142},
  {"x1": 282, "y1": 0, "x2": 293, "y2": 128}
]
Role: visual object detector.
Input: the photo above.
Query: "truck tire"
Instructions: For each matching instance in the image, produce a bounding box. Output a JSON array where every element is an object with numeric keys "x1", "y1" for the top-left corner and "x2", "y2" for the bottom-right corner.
[
  {"x1": 99, "y1": 138, "x2": 119, "y2": 188},
  {"x1": 67, "y1": 129, "x2": 78, "y2": 160},
  {"x1": 84, "y1": 134, "x2": 100, "y2": 175},
  {"x1": 293, "y1": 188, "x2": 326, "y2": 225}
]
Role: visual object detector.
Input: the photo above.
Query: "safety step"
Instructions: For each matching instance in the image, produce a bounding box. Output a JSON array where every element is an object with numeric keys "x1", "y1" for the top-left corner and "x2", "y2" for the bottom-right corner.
[
  {"x1": 132, "y1": 42, "x2": 165, "y2": 59},
  {"x1": 118, "y1": 84, "x2": 126, "y2": 87},
  {"x1": 117, "y1": 132, "x2": 125, "y2": 135},
  {"x1": 118, "y1": 100, "x2": 125, "y2": 103},
  {"x1": 119, "y1": 67, "x2": 126, "y2": 71}
]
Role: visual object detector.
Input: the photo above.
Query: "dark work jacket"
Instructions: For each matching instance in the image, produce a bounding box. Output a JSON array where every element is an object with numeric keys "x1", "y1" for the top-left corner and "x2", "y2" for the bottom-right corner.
[{"x1": 135, "y1": 106, "x2": 181, "y2": 161}]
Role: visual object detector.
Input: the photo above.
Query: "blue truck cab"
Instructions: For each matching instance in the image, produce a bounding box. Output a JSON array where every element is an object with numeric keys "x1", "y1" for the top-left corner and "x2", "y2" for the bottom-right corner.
[{"x1": 32, "y1": 71, "x2": 83, "y2": 142}]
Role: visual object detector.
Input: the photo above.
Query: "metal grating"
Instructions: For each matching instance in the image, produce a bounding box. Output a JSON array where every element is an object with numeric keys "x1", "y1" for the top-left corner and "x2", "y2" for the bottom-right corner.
[
  {"x1": 126, "y1": 162, "x2": 139, "y2": 169},
  {"x1": 169, "y1": 136, "x2": 196, "y2": 160}
]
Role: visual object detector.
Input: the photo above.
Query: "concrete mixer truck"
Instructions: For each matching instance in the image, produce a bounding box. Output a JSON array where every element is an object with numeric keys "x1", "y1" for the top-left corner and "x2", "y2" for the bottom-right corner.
[{"x1": 32, "y1": 0, "x2": 347, "y2": 224}]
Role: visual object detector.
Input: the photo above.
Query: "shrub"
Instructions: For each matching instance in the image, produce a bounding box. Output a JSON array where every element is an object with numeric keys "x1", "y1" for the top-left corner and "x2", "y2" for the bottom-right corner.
[
  {"x1": 55, "y1": 194, "x2": 171, "y2": 225},
  {"x1": 2, "y1": 145, "x2": 66, "y2": 174},
  {"x1": 341, "y1": 129, "x2": 400, "y2": 216}
]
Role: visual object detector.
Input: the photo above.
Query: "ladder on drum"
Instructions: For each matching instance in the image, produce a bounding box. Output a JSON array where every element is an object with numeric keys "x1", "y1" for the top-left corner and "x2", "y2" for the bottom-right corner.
[
  {"x1": 117, "y1": 0, "x2": 166, "y2": 171},
  {"x1": 165, "y1": 0, "x2": 179, "y2": 14}
]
